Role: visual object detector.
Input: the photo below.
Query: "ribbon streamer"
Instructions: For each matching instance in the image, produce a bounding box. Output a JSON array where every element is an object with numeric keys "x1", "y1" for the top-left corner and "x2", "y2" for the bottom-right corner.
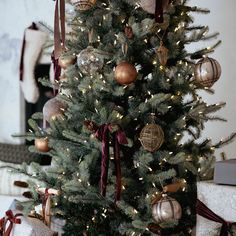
[
  {"x1": 155, "y1": 0, "x2": 164, "y2": 23},
  {"x1": 3, "y1": 210, "x2": 22, "y2": 236},
  {"x1": 196, "y1": 199, "x2": 236, "y2": 236},
  {"x1": 95, "y1": 124, "x2": 128, "y2": 202},
  {"x1": 19, "y1": 22, "x2": 38, "y2": 81}
]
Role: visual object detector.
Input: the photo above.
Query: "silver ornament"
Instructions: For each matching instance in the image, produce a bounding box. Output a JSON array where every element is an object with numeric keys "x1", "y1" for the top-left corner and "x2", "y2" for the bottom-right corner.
[
  {"x1": 77, "y1": 46, "x2": 104, "y2": 75},
  {"x1": 140, "y1": 0, "x2": 170, "y2": 14},
  {"x1": 194, "y1": 57, "x2": 221, "y2": 88},
  {"x1": 43, "y1": 97, "x2": 66, "y2": 122},
  {"x1": 152, "y1": 195, "x2": 182, "y2": 223},
  {"x1": 70, "y1": 0, "x2": 96, "y2": 11}
]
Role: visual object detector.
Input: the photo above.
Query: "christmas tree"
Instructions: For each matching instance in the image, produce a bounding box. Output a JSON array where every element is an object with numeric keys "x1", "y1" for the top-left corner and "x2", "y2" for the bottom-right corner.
[{"x1": 14, "y1": 0, "x2": 236, "y2": 235}]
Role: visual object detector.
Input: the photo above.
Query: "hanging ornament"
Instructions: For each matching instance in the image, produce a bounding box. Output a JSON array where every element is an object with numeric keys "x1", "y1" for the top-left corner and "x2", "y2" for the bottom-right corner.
[
  {"x1": 77, "y1": 46, "x2": 104, "y2": 75},
  {"x1": 194, "y1": 56, "x2": 221, "y2": 88},
  {"x1": 140, "y1": 0, "x2": 171, "y2": 23},
  {"x1": 115, "y1": 61, "x2": 138, "y2": 85},
  {"x1": 147, "y1": 223, "x2": 162, "y2": 234},
  {"x1": 43, "y1": 97, "x2": 66, "y2": 122},
  {"x1": 157, "y1": 41, "x2": 168, "y2": 66},
  {"x1": 35, "y1": 137, "x2": 50, "y2": 152},
  {"x1": 58, "y1": 54, "x2": 76, "y2": 69},
  {"x1": 139, "y1": 114, "x2": 164, "y2": 152},
  {"x1": 70, "y1": 0, "x2": 96, "y2": 11},
  {"x1": 152, "y1": 194, "x2": 182, "y2": 223},
  {"x1": 124, "y1": 26, "x2": 133, "y2": 39}
]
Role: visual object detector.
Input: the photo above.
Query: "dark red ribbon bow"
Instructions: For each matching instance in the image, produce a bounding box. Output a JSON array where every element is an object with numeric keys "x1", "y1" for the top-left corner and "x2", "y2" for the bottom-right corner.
[
  {"x1": 95, "y1": 124, "x2": 128, "y2": 202},
  {"x1": 196, "y1": 199, "x2": 236, "y2": 236},
  {"x1": 3, "y1": 210, "x2": 22, "y2": 236}
]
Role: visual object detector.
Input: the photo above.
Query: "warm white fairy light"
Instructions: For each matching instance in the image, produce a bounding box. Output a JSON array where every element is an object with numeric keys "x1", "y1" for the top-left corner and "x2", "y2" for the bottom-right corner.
[
  {"x1": 152, "y1": 182, "x2": 156, "y2": 187},
  {"x1": 139, "y1": 177, "x2": 143, "y2": 181}
]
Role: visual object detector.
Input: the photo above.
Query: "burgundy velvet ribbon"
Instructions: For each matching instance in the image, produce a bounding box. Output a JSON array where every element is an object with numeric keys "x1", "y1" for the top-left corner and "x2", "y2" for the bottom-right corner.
[
  {"x1": 51, "y1": 51, "x2": 61, "y2": 95},
  {"x1": 95, "y1": 124, "x2": 128, "y2": 201},
  {"x1": 19, "y1": 22, "x2": 38, "y2": 81},
  {"x1": 196, "y1": 199, "x2": 236, "y2": 236},
  {"x1": 3, "y1": 210, "x2": 22, "y2": 236},
  {"x1": 0, "y1": 217, "x2": 5, "y2": 235},
  {"x1": 155, "y1": 0, "x2": 164, "y2": 23}
]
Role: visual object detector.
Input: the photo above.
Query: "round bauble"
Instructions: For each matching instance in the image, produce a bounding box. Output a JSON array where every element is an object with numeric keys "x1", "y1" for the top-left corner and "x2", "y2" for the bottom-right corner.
[
  {"x1": 43, "y1": 97, "x2": 67, "y2": 122},
  {"x1": 139, "y1": 123, "x2": 164, "y2": 152},
  {"x1": 115, "y1": 62, "x2": 138, "y2": 85},
  {"x1": 58, "y1": 54, "x2": 76, "y2": 69},
  {"x1": 152, "y1": 195, "x2": 182, "y2": 223},
  {"x1": 35, "y1": 138, "x2": 50, "y2": 152},
  {"x1": 194, "y1": 57, "x2": 221, "y2": 88},
  {"x1": 70, "y1": 0, "x2": 96, "y2": 11},
  {"x1": 77, "y1": 46, "x2": 104, "y2": 74},
  {"x1": 140, "y1": 0, "x2": 170, "y2": 14}
]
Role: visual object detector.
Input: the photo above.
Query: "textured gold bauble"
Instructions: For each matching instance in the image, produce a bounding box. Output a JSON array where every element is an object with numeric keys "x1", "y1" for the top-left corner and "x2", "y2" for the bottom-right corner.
[
  {"x1": 58, "y1": 54, "x2": 76, "y2": 69},
  {"x1": 194, "y1": 57, "x2": 221, "y2": 88},
  {"x1": 157, "y1": 42, "x2": 168, "y2": 66},
  {"x1": 115, "y1": 62, "x2": 138, "y2": 85},
  {"x1": 140, "y1": 123, "x2": 164, "y2": 152},
  {"x1": 35, "y1": 138, "x2": 50, "y2": 152},
  {"x1": 140, "y1": 0, "x2": 170, "y2": 14},
  {"x1": 70, "y1": 0, "x2": 96, "y2": 11},
  {"x1": 43, "y1": 97, "x2": 66, "y2": 122},
  {"x1": 152, "y1": 195, "x2": 182, "y2": 223}
]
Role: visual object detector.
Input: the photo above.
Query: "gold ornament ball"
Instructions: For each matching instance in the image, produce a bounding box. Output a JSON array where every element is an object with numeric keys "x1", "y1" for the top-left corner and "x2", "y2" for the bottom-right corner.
[
  {"x1": 70, "y1": 0, "x2": 96, "y2": 11},
  {"x1": 115, "y1": 62, "x2": 138, "y2": 85},
  {"x1": 140, "y1": 123, "x2": 164, "y2": 152},
  {"x1": 35, "y1": 138, "x2": 50, "y2": 152},
  {"x1": 194, "y1": 57, "x2": 221, "y2": 88},
  {"x1": 43, "y1": 97, "x2": 67, "y2": 122},
  {"x1": 152, "y1": 195, "x2": 182, "y2": 223},
  {"x1": 140, "y1": 0, "x2": 170, "y2": 14},
  {"x1": 58, "y1": 54, "x2": 76, "y2": 69}
]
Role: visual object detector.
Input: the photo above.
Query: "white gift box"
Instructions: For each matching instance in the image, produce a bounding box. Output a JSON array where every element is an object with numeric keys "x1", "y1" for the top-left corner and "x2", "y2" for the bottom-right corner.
[{"x1": 196, "y1": 181, "x2": 236, "y2": 236}]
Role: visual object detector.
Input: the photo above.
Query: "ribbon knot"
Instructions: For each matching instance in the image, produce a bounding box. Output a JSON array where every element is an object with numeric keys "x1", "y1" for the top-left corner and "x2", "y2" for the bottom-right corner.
[
  {"x1": 196, "y1": 199, "x2": 236, "y2": 236},
  {"x1": 3, "y1": 210, "x2": 22, "y2": 236},
  {"x1": 95, "y1": 124, "x2": 128, "y2": 202}
]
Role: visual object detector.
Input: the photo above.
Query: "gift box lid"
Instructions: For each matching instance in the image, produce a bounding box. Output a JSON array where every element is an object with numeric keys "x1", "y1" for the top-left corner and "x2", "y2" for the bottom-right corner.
[{"x1": 214, "y1": 159, "x2": 236, "y2": 185}]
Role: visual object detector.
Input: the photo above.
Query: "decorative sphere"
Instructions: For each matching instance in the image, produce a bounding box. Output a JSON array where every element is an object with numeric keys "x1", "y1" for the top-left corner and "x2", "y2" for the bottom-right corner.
[
  {"x1": 58, "y1": 54, "x2": 76, "y2": 69},
  {"x1": 194, "y1": 57, "x2": 221, "y2": 88},
  {"x1": 140, "y1": 0, "x2": 170, "y2": 14},
  {"x1": 139, "y1": 123, "x2": 164, "y2": 152},
  {"x1": 35, "y1": 138, "x2": 50, "y2": 152},
  {"x1": 77, "y1": 46, "x2": 104, "y2": 74},
  {"x1": 152, "y1": 195, "x2": 182, "y2": 223},
  {"x1": 114, "y1": 62, "x2": 138, "y2": 85},
  {"x1": 70, "y1": 0, "x2": 96, "y2": 11},
  {"x1": 43, "y1": 97, "x2": 67, "y2": 122}
]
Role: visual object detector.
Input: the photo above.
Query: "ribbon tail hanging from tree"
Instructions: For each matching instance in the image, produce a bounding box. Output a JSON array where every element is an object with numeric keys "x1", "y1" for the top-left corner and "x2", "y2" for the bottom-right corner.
[{"x1": 155, "y1": 0, "x2": 164, "y2": 23}]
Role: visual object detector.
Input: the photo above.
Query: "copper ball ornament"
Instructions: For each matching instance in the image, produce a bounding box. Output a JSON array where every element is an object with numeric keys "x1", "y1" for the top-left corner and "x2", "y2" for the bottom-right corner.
[
  {"x1": 194, "y1": 57, "x2": 221, "y2": 88},
  {"x1": 114, "y1": 62, "x2": 138, "y2": 85},
  {"x1": 58, "y1": 54, "x2": 76, "y2": 69},
  {"x1": 139, "y1": 123, "x2": 164, "y2": 152},
  {"x1": 43, "y1": 97, "x2": 67, "y2": 122},
  {"x1": 35, "y1": 138, "x2": 50, "y2": 152},
  {"x1": 70, "y1": 0, "x2": 96, "y2": 11},
  {"x1": 152, "y1": 195, "x2": 182, "y2": 223},
  {"x1": 140, "y1": 0, "x2": 170, "y2": 14}
]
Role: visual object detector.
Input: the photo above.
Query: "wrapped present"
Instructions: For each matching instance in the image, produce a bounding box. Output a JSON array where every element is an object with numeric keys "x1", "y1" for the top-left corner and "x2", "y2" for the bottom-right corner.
[
  {"x1": 50, "y1": 217, "x2": 65, "y2": 236},
  {"x1": 0, "y1": 199, "x2": 57, "y2": 236},
  {"x1": 196, "y1": 181, "x2": 236, "y2": 236},
  {"x1": 214, "y1": 159, "x2": 236, "y2": 185}
]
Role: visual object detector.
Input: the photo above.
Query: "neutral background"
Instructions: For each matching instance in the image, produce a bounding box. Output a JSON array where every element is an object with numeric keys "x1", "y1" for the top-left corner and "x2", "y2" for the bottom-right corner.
[{"x1": 0, "y1": 0, "x2": 235, "y2": 159}]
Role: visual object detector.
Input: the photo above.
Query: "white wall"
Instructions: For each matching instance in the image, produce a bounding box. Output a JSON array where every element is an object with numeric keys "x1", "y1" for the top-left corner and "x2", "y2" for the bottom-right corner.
[
  {"x1": 0, "y1": 0, "x2": 54, "y2": 144},
  {"x1": 188, "y1": 0, "x2": 236, "y2": 159}
]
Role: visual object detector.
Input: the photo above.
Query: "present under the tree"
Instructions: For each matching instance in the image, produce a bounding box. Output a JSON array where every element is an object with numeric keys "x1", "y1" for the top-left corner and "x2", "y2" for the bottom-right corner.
[
  {"x1": 0, "y1": 199, "x2": 56, "y2": 236},
  {"x1": 214, "y1": 159, "x2": 236, "y2": 185},
  {"x1": 196, "y1": 181, "x2": 236, "y2": 236}
]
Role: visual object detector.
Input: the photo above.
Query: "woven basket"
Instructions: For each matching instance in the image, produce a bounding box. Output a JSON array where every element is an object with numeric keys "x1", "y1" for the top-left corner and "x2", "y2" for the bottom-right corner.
[{"x1": 0, "y1": 143, "x2": 39, "y2": 164}]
